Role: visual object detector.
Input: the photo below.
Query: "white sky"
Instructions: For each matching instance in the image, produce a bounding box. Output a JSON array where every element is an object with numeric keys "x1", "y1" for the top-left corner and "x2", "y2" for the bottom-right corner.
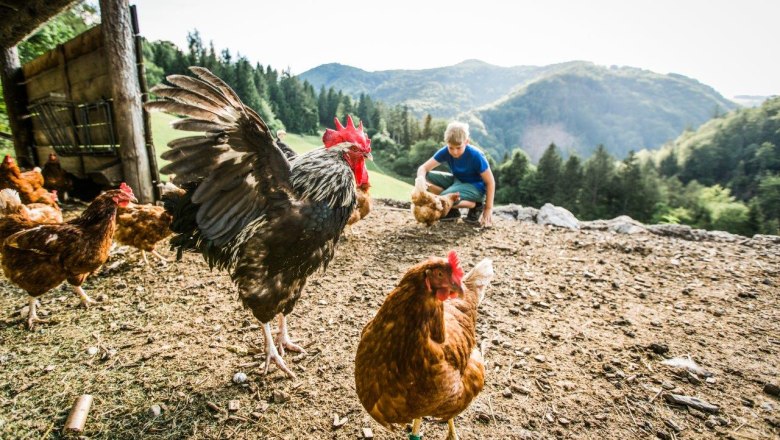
[{"x1": 130, "y1": 0, "x2": 779, "y2": 98}]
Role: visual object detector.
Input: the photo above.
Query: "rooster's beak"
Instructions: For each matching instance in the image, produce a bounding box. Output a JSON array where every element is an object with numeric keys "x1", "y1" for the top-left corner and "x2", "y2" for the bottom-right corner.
[{"x1": 364, "y1": 152, "x2": 373, "y2": 161}]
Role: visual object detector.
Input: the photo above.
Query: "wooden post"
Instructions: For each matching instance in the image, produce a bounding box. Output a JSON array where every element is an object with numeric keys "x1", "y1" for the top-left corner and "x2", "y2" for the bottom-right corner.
[
  {"x1": 0, "y1": 46, "x2": 35, "y2": 167},
  {"x1": 99, "y1": 0, "x2": 153, "y2": 203}
]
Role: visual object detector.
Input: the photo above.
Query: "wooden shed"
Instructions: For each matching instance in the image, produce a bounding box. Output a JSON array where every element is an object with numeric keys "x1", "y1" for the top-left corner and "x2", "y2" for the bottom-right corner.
[{"x1": 0, "y1": 0, "x2": 157, "y2": 202}]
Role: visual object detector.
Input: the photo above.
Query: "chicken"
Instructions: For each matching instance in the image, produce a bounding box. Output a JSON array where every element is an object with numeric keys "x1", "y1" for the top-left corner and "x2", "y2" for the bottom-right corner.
[
  {"x1": 114, "y1": 203, "x2": 173, "y2": 265},
  {"x1": 0, "y1": 189, "x2": 39, "y2": 245},
  {"x1": 41, "y1": 153, "x2": 74, "y2": 201},
  {"x1": 0, "y1": 155, "x2": 56, "y2": 206},
  {"x1": 1, "y1": 184, "x2": 136, "y2": 329},
  {"x1": 411, "y1": 184, "x2": 461, "y2": 226},
  {"x1": 355, "y1": 251, "x2": 494, "y2": 440},
  {"x1": 347, "y1": 182, "x2": 372, "y2": 226},
  {"x1": 147, "y1": 67, "x2": 372, "y2": 378},
  {"x1": 26, "y1": 190, "x2": 63, "y2": 223},
  {"x1": 0, "y1": 189, "x2": 61, "y2": 225}
]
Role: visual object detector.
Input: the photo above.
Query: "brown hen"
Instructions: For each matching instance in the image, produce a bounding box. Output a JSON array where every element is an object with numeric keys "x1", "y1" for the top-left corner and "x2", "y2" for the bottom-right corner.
[
  {"x1": 355, "y1": 252, "x2": 494, "y2": 440},
  {"x1": 114, "y1": 203, "x2": 173, "y2": 265},
  {"x1": 411, "y1": 185, "x2": 461, "y2": 226}
]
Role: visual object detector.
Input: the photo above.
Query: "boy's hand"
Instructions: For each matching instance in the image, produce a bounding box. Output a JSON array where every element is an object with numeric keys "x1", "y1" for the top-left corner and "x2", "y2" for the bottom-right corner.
[
  {"x1": 480, "y1": 207, "x2": 493, "y2": 227},
  {"x1": 414, "y1": 177, "x2": 428, "y2": 191}
]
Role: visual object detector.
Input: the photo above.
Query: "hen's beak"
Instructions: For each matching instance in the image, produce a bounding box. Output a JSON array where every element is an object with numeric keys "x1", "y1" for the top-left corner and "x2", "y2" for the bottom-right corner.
[{"x1": 130, "y1": 195, "x2": 138, "y2": 203}]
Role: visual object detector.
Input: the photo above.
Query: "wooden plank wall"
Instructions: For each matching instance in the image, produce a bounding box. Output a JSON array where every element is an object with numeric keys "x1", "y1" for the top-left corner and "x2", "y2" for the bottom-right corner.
[{"x1": 22, "y1": 25, "x2": 115, "y2": 162}]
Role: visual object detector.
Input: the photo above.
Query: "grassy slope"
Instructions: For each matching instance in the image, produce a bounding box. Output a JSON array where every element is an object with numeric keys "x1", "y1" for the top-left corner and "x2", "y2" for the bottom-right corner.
[{"x1": 151, "y1": 112, "x2": 412, "y2": 200}]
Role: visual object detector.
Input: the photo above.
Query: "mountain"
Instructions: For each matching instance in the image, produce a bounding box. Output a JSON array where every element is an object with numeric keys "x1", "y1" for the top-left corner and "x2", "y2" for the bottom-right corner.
[
  {"x1": 299, "y1": 60, "x2": 580, "y2": 118},
  {"x1": 299, "y1": 60, "x2": 737, "y2": 162},
  {"x1": 466, "y1": 63, "x2": 738, "y2": 161}
]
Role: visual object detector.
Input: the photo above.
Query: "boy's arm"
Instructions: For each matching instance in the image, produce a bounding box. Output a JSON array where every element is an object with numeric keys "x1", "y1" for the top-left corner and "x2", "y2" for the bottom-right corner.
[
  {"x1": 416, "y1": 158, "x2": 440, "y2": 190},
  {"x1": 480, "y1": 168, "x2": 495, "y2": 227}
]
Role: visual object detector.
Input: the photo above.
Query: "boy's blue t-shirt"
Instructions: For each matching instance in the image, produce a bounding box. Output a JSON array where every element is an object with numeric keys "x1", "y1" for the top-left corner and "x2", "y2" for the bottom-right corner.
[{"x1": 433, "y1": 144, "x2": 490, "y2": 193}]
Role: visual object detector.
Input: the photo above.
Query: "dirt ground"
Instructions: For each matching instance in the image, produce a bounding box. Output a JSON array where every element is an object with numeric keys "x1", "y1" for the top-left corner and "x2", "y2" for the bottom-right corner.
[{"x1": 0, "y1": 203, "x2": 778, "y2": 440}]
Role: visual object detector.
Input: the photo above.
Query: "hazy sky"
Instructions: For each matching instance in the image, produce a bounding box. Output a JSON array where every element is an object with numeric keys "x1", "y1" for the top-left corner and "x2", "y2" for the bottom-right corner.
[{"x1": 131, "y1": 0, "x2": 779, "y2": 98}]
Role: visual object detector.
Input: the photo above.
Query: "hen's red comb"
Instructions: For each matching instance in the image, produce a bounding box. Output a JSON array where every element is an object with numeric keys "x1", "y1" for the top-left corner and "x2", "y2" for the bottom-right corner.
[
  {"x1": 448, "y1": 250, "x2": 464, "y2": 285},
  {"x1": 119, "y1": 182, "x2": 134, "y2": 194},
  {"x1": 3, "y1": 155, "x2": 12, "y2": 163},
  {"x1": 322, "y1": 115, "x2": 371, "y2": 151}
]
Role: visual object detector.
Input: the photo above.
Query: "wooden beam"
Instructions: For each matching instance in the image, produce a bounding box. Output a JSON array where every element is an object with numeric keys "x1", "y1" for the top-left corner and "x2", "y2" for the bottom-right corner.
[
  {"x1": 99, "y1": 0, "x2": 153, "y2": 203},
  {"x1": 0, "y1": 0, "x2": 79, "y2": 48},
  {"x1": 0, "y1": 45, "x2": 35, "y2": 166}
]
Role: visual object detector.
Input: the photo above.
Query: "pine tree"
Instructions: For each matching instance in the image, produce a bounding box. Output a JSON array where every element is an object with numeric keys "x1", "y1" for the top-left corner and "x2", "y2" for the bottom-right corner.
[
  {"x1": 559, "y1": 155, "x2": 583, "y2": 211},
  {"x1": 533, "y1": 143, "x2": 563, "y2": 205},
  {"x1": 579, "y1": 145, "x2": 616, "y2": 220}
]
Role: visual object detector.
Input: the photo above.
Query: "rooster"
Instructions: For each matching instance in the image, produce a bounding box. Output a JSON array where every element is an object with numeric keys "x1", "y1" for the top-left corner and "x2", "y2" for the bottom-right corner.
[
  {"x1": 1, "y1": 184, "x2": 136, "y2": 329},
  {"x1": 147, "y1": 67, "x2": 372, "y2": 378},
  {"x1": 355, "y1": 252, "x2": 494, "y2": 440},
  {"x1": 411, "y1": 184, "x2": 460, "y2": 226},
  {"x1": 41, "y1": 153, "x2": 74, "y2": 201}
]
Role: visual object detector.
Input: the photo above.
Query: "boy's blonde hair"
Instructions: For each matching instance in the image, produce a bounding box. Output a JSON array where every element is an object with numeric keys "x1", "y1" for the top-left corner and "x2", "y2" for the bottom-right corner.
[{"x1": 444, "y1": 121, "x2": 469, "y2": 146}]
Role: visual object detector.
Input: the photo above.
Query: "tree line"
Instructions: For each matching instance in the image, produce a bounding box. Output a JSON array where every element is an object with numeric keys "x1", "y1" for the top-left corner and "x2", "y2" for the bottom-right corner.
[{"x1": 4, "y1": 7, "x2": 778, "y2": 237}]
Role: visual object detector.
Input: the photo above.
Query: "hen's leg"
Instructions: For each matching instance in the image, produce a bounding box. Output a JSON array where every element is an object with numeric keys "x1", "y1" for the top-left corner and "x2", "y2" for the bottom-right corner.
[
  {"x1": 151, "y1": 250, "x2": 168, "y2": 265},
  {"x1": 26, "y1": 297, "x2": 44, "y2": 330},
  {"x1": 275, "y1": 314, "x2": 305, "y2": 357},
  {"x1": 446, "y1": 419, "x2": 459, "y2": 440},
  {"x1": 141, "y1": 250, "x2": 149, "y2": 266},
  {"x1": 262, "y1": 322, "x2": 296, "y2": 378},
  {"x1": 409, "y1": 418, "x2": 422, "y2": 440},
  {"x1": 73, "y1": 286, "x2": 96, "y2": 308}
]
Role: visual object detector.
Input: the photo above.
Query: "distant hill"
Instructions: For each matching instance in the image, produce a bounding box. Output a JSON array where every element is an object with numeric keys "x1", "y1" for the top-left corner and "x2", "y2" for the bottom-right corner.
[
  {"x1": 299, "y1": 60, "x2": 580, "y2": 118},
  {"x1": 299, "y1": 60, "x2": 737, "y2": 161}
]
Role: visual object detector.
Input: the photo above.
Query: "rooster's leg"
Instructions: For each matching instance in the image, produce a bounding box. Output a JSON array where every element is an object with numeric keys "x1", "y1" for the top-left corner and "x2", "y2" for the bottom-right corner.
[
  {"x1": 409, "y1": 418, "x2": 422, "y2": 440},
  {"x1": 73, "y1": 286, "x2": 97, "y2": 308},
  {"x1": 26, "y1": 297, "x2": 44, "y2": 330},
  {"x1": 141, "y1": 250, "x2": 149, "y2": 266},
  {"x1": 446, "y1": 419, "x2": 459, "y2": 440},
  {"x1": 262, "y1": 322, "x2": 296, "y2": 378},
  {"x1": 275, "y1": 314, "x2": 305, "y2": 357}
]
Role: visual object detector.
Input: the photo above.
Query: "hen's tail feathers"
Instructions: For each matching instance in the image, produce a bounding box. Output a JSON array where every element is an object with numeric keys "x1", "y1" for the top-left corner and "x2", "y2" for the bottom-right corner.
[
  {"x1": 0, "y1": 188, "x2": 23, "y2": 215},
  {"x1": 463, "y1": 258, "x2": 494, "y2": 307}
]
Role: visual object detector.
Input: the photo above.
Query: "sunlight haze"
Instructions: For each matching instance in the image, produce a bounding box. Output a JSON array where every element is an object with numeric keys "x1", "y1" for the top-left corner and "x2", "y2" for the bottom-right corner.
[{"x1": 132, "y1": 0, "x2": 778, "y2": 99}]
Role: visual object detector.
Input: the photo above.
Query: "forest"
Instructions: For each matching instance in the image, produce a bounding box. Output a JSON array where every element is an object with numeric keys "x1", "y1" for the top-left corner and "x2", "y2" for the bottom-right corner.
[{"x1": 2, "y1": 4, "x2": 778, "y2": 236}]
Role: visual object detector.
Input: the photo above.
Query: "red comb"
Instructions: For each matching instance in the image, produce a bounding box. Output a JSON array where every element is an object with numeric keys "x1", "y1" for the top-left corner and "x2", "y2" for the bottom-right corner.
[
  {"x1": 322, "y1": 115, "x2": 371, "y2": 151},
  {"x1": 448, "y1": 250, "x2": 464, "y2": 285},
  {"x1": 119, "y1": 182, "x2": 133, "y2": 194}
]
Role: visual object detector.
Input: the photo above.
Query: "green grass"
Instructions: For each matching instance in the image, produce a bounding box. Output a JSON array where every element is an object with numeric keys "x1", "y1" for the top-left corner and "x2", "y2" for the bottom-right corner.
[{"x1": 150, "y1": 112, "x2": 413, "y2": 200}]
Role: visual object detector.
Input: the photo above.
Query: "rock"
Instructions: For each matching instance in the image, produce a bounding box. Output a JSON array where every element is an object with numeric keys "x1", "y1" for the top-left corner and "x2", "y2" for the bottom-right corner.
[
  {"x1": 511, "y1": 385, "x2": 531, "y2": 395},
  {"x1": 332, "y1": 413, "x2": 347, "y2": 429},
  {"x1": 149, "y1": 404, "x2": 162, "y2": 418},
  {"x1": 558, "y1": 417, "x2": 570, "y2": 426},
  {"x1": 536, "y1": 203, "x2": 579, "y2": 229},
  {"x1": 648, "y1": 343, "x2": 669, "y2": 355},
  {"x1": 764, "y1": 383, "x2": 780, "y2": 397},
  {"x1": 362, "y1": 427, "x2": 374, "y2": 439},
  {"x1": 228, "y1": 400, "x2": 240, "y2": 412},
  {"x1": 86, "y1": 346, "x2": 99, "y2": 356},
  {"x1": 273, "y1": 390, "x2": 289, "y2": 404},
  {"x1": 232, "y1": 372, "x2": 248, "y2": 384},
  {"x1": 534, "y1": 355, "x2": 546, "y2": 363},
  {"x1": 502, "y1": 387, "x2": 513, "y2": 398}
]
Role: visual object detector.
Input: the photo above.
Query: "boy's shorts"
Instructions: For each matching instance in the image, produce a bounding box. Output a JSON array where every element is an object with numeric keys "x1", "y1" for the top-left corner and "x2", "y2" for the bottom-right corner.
[{"x1": 426, "y1": 171, "x2": 485, "y2": 203}]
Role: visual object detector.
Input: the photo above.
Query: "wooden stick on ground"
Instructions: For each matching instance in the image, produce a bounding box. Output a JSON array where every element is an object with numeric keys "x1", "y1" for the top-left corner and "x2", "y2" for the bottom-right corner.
[{"x1": 64, "y1": 394, "x2": 93, "y2": 434}]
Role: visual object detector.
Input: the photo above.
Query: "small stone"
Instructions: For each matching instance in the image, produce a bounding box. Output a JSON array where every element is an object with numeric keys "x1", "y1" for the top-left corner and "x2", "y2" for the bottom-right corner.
[
  {"x1": 534, "y1": 355, "x2": 546, "y2": 363},
  {"x1": 648, "y1": 343, "x2": 668, "y2": 355},
  {"x1": 149, "y1": 404, "x2": 162, "y2": 417},
  {"x1": 502, "y1": 387, "x2": 513, "y2": 398},
  {"x1": 558, "y1": 417, "x2": 570, "y2": 426},
  {"x1": 761, "y1": 402, "x2": 774, "y2": 412},
  {"x1": 511, "y1": 385, "x2": 531, "y2": 395},
  {"x1": 661, "y1": 382, "x2": 676, "y2": 390},
  {"x1": 764, "y1": 383, "x2": 780, "y2": 397},
  {"x1": 232, "y1": 372, "x2": 248, "y2": 384},
  {"x1": 332, "y1": 413, "x2": 347, "y2": 428},
  {"x1": 86, "y1": 346, "x2": 99, "y2": 356},
  {"x1": 704, "y1": 417, "x2": 717, "y2": 429},
  {"x1": 228, "y1": 400, "x2": 240, "y2": 412},
  {"x1": 273, "y1": 390, "x2": 289, "y2": 403},
  {"x1": 362, "y1": 427, "x2": 374, "y2": 439},
  {"x1": 43, "y1": 365, "x2": 56, "y2": 372},
  {"x1": 705, "y1": 377, "x2": 716, "y2": 384}
]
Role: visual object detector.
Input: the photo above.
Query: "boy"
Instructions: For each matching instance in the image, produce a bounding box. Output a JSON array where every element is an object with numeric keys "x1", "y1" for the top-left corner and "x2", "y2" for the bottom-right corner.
[{"x1": 415, "y1": 121, "x2": 494, "y2": 227}]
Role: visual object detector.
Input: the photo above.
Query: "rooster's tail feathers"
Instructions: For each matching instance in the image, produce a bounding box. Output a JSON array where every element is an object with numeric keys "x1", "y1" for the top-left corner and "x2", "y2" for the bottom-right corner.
[{"x1": 464, "y1": 258, "x2": 494, "y2": 306}]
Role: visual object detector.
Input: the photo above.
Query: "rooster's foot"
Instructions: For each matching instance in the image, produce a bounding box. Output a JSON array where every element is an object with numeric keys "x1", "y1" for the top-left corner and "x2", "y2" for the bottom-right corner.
[
  {"x1": 263, "y1": 322, "x2": 296, "y2": 378},
  {"x1": 275, "y1": 314, "x2": 306, "y2": 357}
]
